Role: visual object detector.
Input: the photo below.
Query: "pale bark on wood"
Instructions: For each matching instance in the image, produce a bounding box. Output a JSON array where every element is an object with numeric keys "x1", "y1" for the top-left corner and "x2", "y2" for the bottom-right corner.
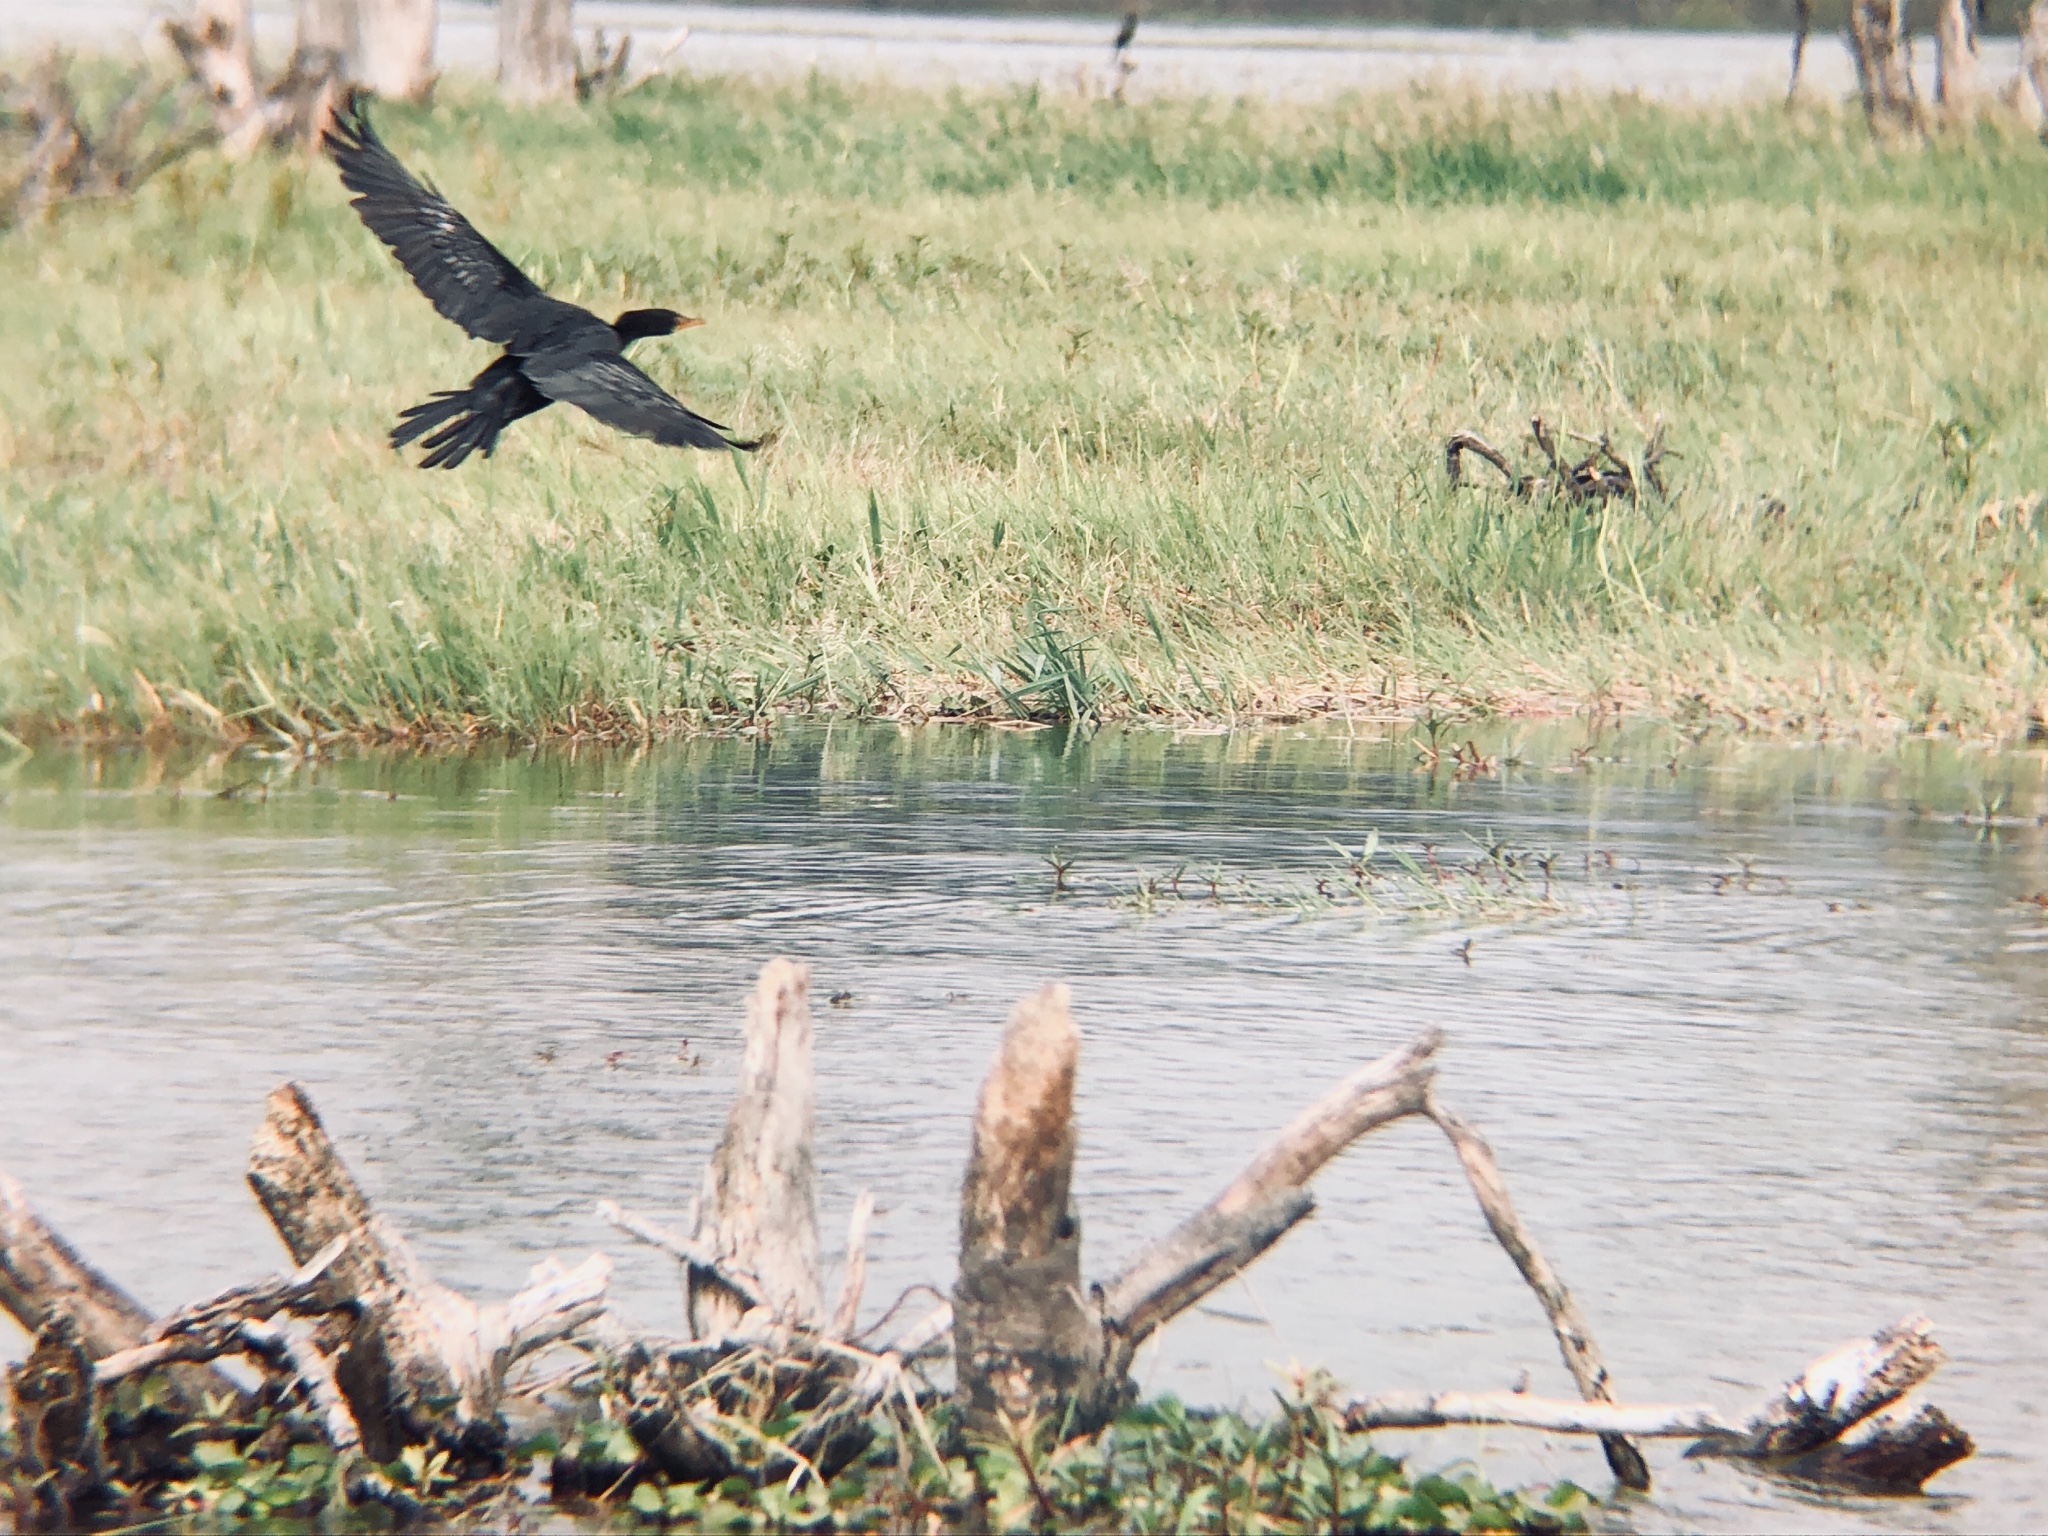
[
  {"x1": 1350, "y1": 1315, "x2": 1970, "y2": 1494},
  {"x1": 0, "y1": 1166, "x2": 242, "y2": 1412},
  {"x1": 1347, "y1": 1389, "x2": 1735, "y2": 1437},
  {"x1": 952, "y1": 983, "x2": 1108, "y2": 1438},
  {"x1": 499, "y1": 0, "x2": 575, "y2": 104},
  {"x1": 829, "y1": 1190, "x2": 876, "y2": 1341},
  {"x1": 167, "y1": 0, "x2": 265, "y2": 154},
  {"x1": 690, "y1": 959, "x2": 823, "y2": 1338},
  {"x1": 1690, "y1": 1313, "x2": 1944, "y2": 1459},
  {"x1": 1428, "y1": 1096, "x2": 1650, "y2": 1491},
  {"x1": 94, "y1": 1234, "x2": 347, "y2": 1383},
  {"x1": 247, "y1": 1082, "x2": 610, "y2": 1459},
  {"x1": 599, "y1": 1198, "x2": 767, "y2": 1319},
  {"x1": 1096, "y1": 1029, "x2": 1440, "y2": 1380},
  {"x1": 1934, "y1": 0, "x2": 1980, "y2": 108},
  {"x1": 350, "y1": 0, "x2": 436, "y2": 103}
]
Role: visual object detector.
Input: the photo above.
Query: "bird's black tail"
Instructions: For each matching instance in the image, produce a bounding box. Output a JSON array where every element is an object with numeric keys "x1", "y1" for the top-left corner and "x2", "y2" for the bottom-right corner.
[{"x1": 391, "y1": 389, "x2": 507, "y2": 470}]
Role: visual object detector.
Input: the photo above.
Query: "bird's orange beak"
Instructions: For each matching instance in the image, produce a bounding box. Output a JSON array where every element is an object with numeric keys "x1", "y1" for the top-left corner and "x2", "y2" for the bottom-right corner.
[{"x1": 674, "y1": 315, "x2": 706, "y2": 331}]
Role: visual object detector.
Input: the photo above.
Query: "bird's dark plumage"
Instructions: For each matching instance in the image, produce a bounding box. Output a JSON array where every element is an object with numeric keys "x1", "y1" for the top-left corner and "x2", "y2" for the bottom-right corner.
[
  {"x1": 322, "y1": 95, "x2": 758, "y2": 468},
  {"x1": 1113, "y1": 10, "x2": 1139, "y2": 52}
]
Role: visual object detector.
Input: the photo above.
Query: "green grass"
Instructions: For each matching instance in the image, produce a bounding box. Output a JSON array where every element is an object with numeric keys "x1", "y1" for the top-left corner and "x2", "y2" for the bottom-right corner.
[{"x1": 4, "y1": 72, "x2": 2048, "y2": 745}]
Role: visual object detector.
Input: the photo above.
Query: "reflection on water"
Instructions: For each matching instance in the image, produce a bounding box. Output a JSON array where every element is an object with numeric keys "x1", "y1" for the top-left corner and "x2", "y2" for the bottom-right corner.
[{"x1": 2, "y1": 722, "x2": 2044, "y2": 1532}]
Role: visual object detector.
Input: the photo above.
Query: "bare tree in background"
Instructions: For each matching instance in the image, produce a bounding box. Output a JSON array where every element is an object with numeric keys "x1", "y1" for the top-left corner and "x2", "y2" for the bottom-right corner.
[
  {"x1": 351, "y1": 0, "x2": 435, "y2": 102},
  {"x1": 1846, "y1": 0, "x2": 1924, "y2": 129},
  {"x1": 2023, "y1": 0, "x2": 2048, "y2": 123},
  {"x1": 168, "y1": 0, "x2": 263, "y2": 152},
  {"x1": 500, "y1": 0, "x2": 575, "y2": 103},
  {"x1": 1934, "y1": 0, "x2": 1980, "y2": 108},
  {"x1": 296, "y1": 0, "x2": 356, "y2": 77}
]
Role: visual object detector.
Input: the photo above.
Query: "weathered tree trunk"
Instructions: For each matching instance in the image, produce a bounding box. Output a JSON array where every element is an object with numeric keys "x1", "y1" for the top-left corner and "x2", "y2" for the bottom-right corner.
[
  {"x1": 1847, "y1": 0, "x2": 1923, "y2": 129},
  {"x1": 499, "y1": 0, "x2": 576, "y2": 104},
  {"x1": 247, "y1": 1083, "x2": 609, "y2": 1461},
  {"x1": 689, "y1": 959, "x2": 824, "y2": 1337},
  {"x1": 951, "y1": 984, "x2": 1109, "y2": 1443},
  {"x1": 1935, "y1": 0, "x2": 1980, "y2": 109},
  {"x1": 1348, "y1": 1314, "x2": 1972, "y2": 1495},
  {"x1": 350, "y1": 0, "x2": 436, "y2": 103}
]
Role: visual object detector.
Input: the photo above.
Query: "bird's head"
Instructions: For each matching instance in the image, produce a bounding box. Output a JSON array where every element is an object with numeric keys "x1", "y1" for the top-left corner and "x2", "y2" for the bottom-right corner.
[{"x1": 613, "y1": 308, "x2": 704, "y2": 343}]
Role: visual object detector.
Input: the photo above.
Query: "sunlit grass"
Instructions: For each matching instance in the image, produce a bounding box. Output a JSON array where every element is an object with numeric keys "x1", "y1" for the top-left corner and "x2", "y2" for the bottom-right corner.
[{"x1": 3, "y1": 73, "x2": 2047, "y2": 744}]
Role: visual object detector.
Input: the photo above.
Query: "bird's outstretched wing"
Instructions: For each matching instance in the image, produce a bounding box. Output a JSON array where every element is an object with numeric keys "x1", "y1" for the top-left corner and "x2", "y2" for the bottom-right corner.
[
  {"x1": 523, "y1": 349, "x2": 761, "y2": 452},
  {"x1": 323, "y1": 95, "x2": 547, "y2": 347}
]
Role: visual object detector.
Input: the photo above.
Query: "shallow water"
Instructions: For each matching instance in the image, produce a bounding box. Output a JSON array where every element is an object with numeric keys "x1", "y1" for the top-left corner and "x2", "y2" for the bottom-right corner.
[
  {"x1": 2, "y1": 722, "x2": 2044, "y2": 1531},
  {"x1": 6, "y1": 0, "x2": 2024, "y2": 106}
]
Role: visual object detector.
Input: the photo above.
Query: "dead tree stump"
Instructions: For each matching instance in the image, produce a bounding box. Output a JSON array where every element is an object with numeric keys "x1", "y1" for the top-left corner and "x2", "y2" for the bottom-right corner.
[
  {"x1": 689, "y1": 959, "x2": 824, "y2": 1337},
  {"x1": 951, "y1": 984, "x2": 1109, "y2": 1443}
]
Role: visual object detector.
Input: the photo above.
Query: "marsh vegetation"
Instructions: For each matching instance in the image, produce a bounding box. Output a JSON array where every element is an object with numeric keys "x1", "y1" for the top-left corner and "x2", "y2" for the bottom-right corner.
[{"x1": 3, "y1": 74, "x2": 2047, "y2": 745}]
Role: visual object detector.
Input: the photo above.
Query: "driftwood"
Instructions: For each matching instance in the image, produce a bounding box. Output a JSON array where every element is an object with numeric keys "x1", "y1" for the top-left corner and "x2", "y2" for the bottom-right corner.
[
  {"x1": 2, "y1": 960, "x2": 1978, "y2": 1521},
  {"x1": 247, "y1": 1081, "x2": 611, "y2": 1460},
  {"x1": 6, "y1": 1313, "x2": 108, "y2": 1530},
  {"x1": 1094, "y1": 1028, "x2": 1440, "y2": 1383},
  {"x1": 2023, "y1": 0, "x2": 2048, "y2": 128},
  {"x1": 1447, "y1": 416, "x2": 1668, "y2": 503},
  {"x1": 501, "y1": 0, "x2": 576, "y2": 103},
  {"x1": 1348, "y1": 1315, "x2": 1972, "y2": 1494},
  {"x1": 1429, "y1": 1098, "x2": 1648, "y2": 1488}
]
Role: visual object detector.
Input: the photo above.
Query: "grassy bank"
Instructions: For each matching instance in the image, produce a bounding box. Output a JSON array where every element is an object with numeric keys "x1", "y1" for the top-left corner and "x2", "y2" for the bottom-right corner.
[{"x1": 4, "y1": 76, "x2": 2047, "y2": 745}]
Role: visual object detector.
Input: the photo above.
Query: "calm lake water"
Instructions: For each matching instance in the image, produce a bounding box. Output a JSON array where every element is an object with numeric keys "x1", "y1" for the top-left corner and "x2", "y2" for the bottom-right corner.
[{"x1": 2, "y1": 722, "x2": 2044, "y2": 1531}]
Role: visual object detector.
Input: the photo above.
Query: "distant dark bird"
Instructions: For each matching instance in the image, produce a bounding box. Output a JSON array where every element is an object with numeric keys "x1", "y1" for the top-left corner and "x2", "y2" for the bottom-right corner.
[
  {"x1": 322, "y1": 96, "x2": 758, "y2": 469},
  {"x1": 1113, "y1": 10, "x2": 1139, "y2": 54}
]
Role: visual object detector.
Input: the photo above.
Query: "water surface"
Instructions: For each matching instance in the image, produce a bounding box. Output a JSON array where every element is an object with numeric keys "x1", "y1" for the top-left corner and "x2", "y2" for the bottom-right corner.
[
  {"x1": 2, "y1": 722, "x2": 2043, "y2": 1531},
  {"x1": 7, "y1": 0, "x2": 2023, "y2": 105}
]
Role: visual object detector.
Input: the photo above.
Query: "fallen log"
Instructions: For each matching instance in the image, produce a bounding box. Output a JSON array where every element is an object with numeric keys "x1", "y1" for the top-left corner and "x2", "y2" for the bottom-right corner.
[
  {"x1": 92, "y1": 1233, "x2": 346, "y2": 1387},
  {"x1": 1347, "y1": 1315, "x2": 1972, "y2": 1495}
]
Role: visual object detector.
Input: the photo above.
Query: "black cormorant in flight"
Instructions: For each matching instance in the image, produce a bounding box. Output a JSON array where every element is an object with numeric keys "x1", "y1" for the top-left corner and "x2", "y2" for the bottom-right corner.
[{"x1": 322, "y1": 96, "x2": 759, "y2": 469}]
